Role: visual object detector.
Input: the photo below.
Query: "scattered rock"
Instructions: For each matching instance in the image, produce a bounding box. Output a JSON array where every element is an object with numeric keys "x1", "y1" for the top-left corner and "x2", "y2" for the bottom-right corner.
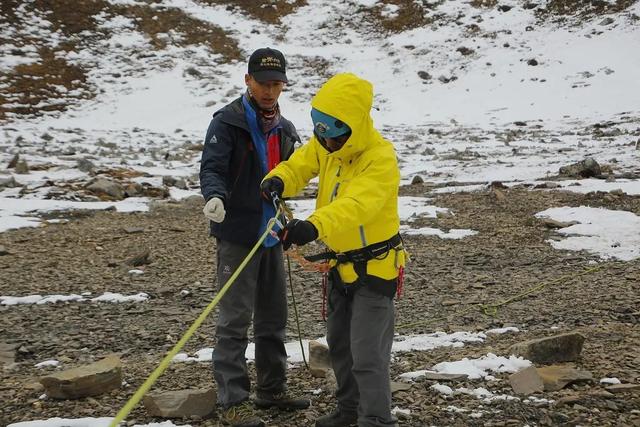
[
  {"x1": 39, "y1": 355, "x2": 122, "y2": 399},
  {"x1": 420, "y1": 372, "x2": 468, "y2": 382},
  {"x1": 123, "y1": 227, "x2": 144, "y2": 234},
  {"x1": 15, "y1": 160, "x2": 30, "y2": 174},
  {"x1": 438, "y1": 75, "x2": 457, "y2": 84},
  {"x1": 0, "y1": 175, "x2": 18, "y2": 188},
  {"x1": 124, "y1": 182, "x2": 144, "y2": 197},
  {"x1": 86, "y1": 177, "x2": 126, "y2": 200},
  {"x1": 7, "y1": 153, "x2": 19, "y2": 169},
  {"x1": 605, "y1": 383, "x2": 640, "y2": 394},
  {"x1": 536, "y1": 365, "x2": 593, "y2": 391},
  {"x1": 162, "y1": 175, "x2": 188, "y2": 189},
  {"x1": 510, "y1": 366, "x2": 544, "y2": 395},
  {"x1": 417, "y1": 71, "x2": 431, "y2": 80},
  {"x1": 126, "y1": 248, "x2": 152, "y2": 266},
  {"x1": 309, "y1": 340, "x2": 331, "y2": 378},
  {"x1": 0, "y1": 342, "x2": 18, "y2": 365},
  {"x1": 77, "y1": 159, "x2": 96, "y2": 173},
  {"x1": 527, "y1": 58, "x2": 539, "y2": 66},
  {"x1": 559, "y1": 157, "x2": 601, "y2": 178},
  {"x1": 143, "y1": 388, "x2": 216, "y2": 418},
  {"x1": 541, "y1": 218, "x2": 579, "y2": 229},
  {"x1": 390, "y1": 381, "x2": 412, "y2": 393},
  {"x1": 456, "y1": 46, "x2": 475, "y2": 56},
  {"x1": 533, "y1": 182, "x2": 560, "y2": 189},
  {"x1": 509, "y1": 332, "x2": 585, "y2": 364},
  {"x1": 599, "y1": 17, "x2": 615, "y2": 26}
]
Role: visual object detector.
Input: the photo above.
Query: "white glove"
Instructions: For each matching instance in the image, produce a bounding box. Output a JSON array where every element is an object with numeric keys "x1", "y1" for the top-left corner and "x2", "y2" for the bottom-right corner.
[{"x1": 203, "y1": 197, "x2": 225, "y2": 223}]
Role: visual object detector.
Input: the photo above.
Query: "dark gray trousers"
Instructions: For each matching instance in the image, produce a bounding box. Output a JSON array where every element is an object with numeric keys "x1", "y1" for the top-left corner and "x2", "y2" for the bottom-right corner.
[
  {"x1": 327, "y1": 279, "x2": 398, "y2": 427},
  {"x1": 213, "y1": 239, "x2": 288, "y2": 408}
]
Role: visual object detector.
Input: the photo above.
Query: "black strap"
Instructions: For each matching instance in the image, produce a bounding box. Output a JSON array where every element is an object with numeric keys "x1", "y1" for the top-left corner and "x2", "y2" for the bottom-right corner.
[{"x1": 304, "y1": 234, "x2": 402, "y2": 265}]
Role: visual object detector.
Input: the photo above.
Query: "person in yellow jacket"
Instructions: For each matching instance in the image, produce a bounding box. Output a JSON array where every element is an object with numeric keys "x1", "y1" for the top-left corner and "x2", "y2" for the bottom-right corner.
[{"x1": 261, "y1": 73, "x2": 404, "y2": 427}]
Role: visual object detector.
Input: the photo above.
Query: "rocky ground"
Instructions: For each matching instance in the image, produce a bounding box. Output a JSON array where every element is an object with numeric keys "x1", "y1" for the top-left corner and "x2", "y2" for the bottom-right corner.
[{"x1": 1, "y1": 183, "x2": 639, "y2": 426}]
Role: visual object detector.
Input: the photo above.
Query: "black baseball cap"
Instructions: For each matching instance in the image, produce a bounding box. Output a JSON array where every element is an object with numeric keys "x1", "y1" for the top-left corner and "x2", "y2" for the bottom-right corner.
[{"x1": 248, "y1": 48, "x2": 288, "y2": 83}]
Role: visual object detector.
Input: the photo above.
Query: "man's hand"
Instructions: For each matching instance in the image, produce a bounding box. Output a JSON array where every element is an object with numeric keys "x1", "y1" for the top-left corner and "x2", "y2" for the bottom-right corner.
[
  {"x1": 279, "y1": 219, "x2": 318, "y2": 251},
  {"x1": 260, "y1": 176, "x2": 284, "y2": 202},
  {"x1": 203, "y1": 197, "x2": 225, "y2": 223}
]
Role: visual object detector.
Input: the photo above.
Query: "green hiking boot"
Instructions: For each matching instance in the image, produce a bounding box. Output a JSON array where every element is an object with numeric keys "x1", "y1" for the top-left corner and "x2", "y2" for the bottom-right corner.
[
  {"x1": 315, "y1": 409, "x2": 358, "y2": 427},
  {"x1": 221, "y1": 400, "x2": 265, "y2": 427},
  {"x1": 254, "y1": 391, "x2": 311, "y2": 410}
]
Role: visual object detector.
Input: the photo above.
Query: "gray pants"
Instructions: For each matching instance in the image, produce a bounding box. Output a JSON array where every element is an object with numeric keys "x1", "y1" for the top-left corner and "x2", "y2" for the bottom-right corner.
[
  {"x1": 327, "y1": 277, "x2": 398, "y2": 427},
  {"x1": 213, "y1": 239, "x2": 288, "y2": 407}
]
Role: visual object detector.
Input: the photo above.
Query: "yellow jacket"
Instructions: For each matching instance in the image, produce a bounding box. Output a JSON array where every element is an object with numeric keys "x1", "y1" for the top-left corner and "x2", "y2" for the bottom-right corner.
[{"x1": 265, "y1": 73, "x2": 405, "y2": 283}]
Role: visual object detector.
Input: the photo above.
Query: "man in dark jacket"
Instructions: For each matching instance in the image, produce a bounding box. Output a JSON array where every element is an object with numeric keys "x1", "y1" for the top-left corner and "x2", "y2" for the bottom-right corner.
[{"x1": 199, "y1": 47, "x2": 309, "y2": 427}]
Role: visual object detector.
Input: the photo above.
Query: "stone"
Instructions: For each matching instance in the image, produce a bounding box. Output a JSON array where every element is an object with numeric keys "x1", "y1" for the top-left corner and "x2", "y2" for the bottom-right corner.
[
  {"x1": 508, "y1": 332, "x2": 585, "y2": 364},
  {"x1": 40, "y1": 355, "x2": 122, "y2": 399},
  {"x1": 509, "y1": 366, "x2": 544, "y2": 395},
  {"x1": 0, "y1": 175, "x2": 18, "y2": 188},
  {"x1": 536, "y1": 365, "x2": 593, "y2": 391},
  {"x1": 390, "y1": 381, "x2": 412, "y2": 394},
  {"x1": 77, "y1": 159, "x2": 96, "y2": 173},
  {"x1": 541, "y1": 218, "x2": 578, "y2": 229},
  {"x1": 126, "y1": 249, "x2": 151, "y2": 266},
  {"x1": 410, "y1": 175, "x2": 424, "y2": 185},
  {"x1": 605, "y1": 383, "x2": 640, "y2": 394},
  {"x1": 15, "y1": 160, "x2": 29, "y2": 174},
  {"x1": 143, "y1": 388, "x2": 216, "y2": 418},
  {"x1": 0, "y1": 245, "x2": 9, "y2": 256},
  {"x1": 309, "y1": 340, "x2": 331, "y2": 378},
  {"x1": 7, "y1": 153, "x2": 19, "y2": 168},
  {"x1": 559, "y1": 157, "x2": 601, "y2": 178},
  {"x1": 86, "y1": 177, "x2": 125, "y2": 200},
  {"x1": 420, "y1": 372, "x2": 468, "y2": 382},
  {"x1": 123, "y1": 227, "x2": 144, "y2": 234},
  {"x1": 456, "y1": 46, "x2": 475, "y2": 56},
  {"x1": 0, "y1": 342, "x2": 17, "y2": 365}
]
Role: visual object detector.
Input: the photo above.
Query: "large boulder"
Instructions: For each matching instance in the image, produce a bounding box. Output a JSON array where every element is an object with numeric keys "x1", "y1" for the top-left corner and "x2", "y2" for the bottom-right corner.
[
  {"x1": 86, "y1": 177, "x2": 125, "y2": 200},
  {"x1": 559, "y1": 157, "x2": 602, "y2": 178},
  {"x1": 39, "y1": 355, "x2": 122, "y2": 399},
  {"x1": 508, "y1": 332, "x2": 585, "y2": 364},
  {"x1": 143, "y1": 388, "x2": 216, "y2": 418}
]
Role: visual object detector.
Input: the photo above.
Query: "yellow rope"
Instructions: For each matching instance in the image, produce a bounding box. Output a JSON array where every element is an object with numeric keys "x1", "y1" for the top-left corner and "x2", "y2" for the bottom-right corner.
[
  {"x1": 108, "y1": 212, "x2": 281, "y2": 427},
  {"x1": 396, "y1": 264, "x2": 603, "y2": 330}
]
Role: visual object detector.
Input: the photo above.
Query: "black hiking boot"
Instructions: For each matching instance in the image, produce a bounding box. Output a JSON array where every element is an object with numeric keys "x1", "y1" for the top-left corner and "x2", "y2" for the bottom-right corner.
[
  {"x1": 221, "y1": 400, "x2": 265, "y2": 427},
  {"x1": 315, "y1": 409, "x2": 358, "y2": 427},
  {"x1": 254, "y1": 391, "x2": 311, "y2": 410}
]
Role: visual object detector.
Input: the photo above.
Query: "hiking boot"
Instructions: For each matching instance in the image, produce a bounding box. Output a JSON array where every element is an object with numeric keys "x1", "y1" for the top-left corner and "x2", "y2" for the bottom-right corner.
[
  {"x1": 254, "y1": 391, "x2": 311, "y2": 410},
  {"x1": 315, "y1": 409, "x2": 358, "y2": 427},
  {"x1": 221, "y1": 400, "x2": 265, "y2": 427}
]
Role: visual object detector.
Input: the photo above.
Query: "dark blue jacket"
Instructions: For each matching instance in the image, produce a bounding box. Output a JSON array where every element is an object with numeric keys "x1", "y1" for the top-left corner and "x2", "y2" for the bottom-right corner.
[{"x1": 199, "y1": 96, "x2": 299, "y2": 246}]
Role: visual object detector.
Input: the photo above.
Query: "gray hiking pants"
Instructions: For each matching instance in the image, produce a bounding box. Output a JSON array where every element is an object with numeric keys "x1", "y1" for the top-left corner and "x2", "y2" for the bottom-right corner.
[
  {"x1": 212, "y1": 239, "x2": 288, "y2": 408},
  {"x1": 327, "y1": 276, "x2": 398, "y2": 427}
]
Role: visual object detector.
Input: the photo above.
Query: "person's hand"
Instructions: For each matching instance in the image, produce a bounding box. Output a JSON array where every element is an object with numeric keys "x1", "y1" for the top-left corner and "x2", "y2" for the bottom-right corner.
[
  {"x1": 260, "y1": 176, "x2": 284, "y2": 202},
  {"x1": 279, "y1": 219, "x2": 318, "y2": 250},
  {"x1": 203, "y1": 197, "x2": 225, "y2": 223}
]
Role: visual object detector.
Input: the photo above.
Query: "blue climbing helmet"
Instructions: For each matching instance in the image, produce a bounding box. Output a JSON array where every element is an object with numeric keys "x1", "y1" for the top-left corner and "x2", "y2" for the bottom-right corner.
[{"x1": 311, "y1": 108, "x2": 351, "y2": 139}]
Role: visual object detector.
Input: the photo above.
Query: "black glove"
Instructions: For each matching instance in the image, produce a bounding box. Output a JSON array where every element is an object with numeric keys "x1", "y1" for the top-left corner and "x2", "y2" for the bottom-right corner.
[
  {"x1": 260, "y1": 176, "x2": 284, "y2": 202},
  {"x1": 279, "y1": 219, "x2": 318, "y2": 251}
]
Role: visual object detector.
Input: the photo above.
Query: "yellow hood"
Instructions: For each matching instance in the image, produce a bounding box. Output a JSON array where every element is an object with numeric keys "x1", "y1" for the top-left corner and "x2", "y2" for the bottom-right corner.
[{"x1": 311, "y1": 73, "x2": 375, "y2": 160}]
